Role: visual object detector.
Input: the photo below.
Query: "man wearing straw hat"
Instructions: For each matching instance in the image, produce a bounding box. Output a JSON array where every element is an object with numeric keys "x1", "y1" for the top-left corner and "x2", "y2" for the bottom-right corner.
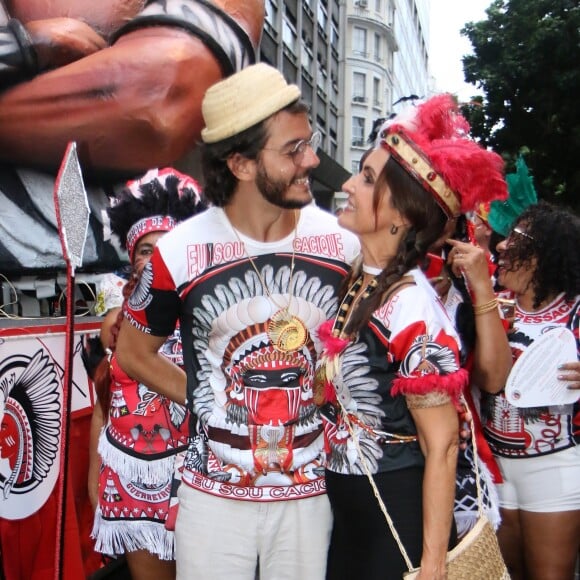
[{"x1": 116, "y1": 63, "x2": 360, "y2": 579}]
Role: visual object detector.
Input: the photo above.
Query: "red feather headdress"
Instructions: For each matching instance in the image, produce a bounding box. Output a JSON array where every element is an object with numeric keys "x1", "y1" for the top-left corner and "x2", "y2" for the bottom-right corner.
[{"x1": 379, "y1": 94, "x2": 508, "y2": 218}]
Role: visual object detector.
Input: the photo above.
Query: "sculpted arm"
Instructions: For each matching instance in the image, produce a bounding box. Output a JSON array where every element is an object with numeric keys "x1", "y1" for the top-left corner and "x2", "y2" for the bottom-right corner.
[
  {"x1": 0, "y1": 0, "x2": 264, "y2": 175},
  {"x1": 0, "y1": 27, "x2": 221, "y2": 175}
]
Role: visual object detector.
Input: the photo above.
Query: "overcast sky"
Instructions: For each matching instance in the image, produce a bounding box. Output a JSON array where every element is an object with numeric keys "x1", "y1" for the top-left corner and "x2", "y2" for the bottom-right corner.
[{"x1": 429, "y1": 0, "x2": 493, "y2": 100}]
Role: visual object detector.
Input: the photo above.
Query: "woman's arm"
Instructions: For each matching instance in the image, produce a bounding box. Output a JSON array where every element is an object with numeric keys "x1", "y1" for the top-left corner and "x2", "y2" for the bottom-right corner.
[
  {"x1": 99, "y1": 307, "x2": 120, "y2": 350},
  {"x1": 409, "y1": 400, "x2": 459, "y2": 579},
  {"x1": 447, "y1": 239, "x2": 512, "y2": 393}
]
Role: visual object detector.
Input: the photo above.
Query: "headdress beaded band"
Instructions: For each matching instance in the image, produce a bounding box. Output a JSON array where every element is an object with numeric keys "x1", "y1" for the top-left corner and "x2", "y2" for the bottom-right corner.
[
  {"x1": 382, "y1": 131, "x2": 461, "y2": 219},
  {"x1": 376, "y1": 94, "x2": 508, "y2": 219}
]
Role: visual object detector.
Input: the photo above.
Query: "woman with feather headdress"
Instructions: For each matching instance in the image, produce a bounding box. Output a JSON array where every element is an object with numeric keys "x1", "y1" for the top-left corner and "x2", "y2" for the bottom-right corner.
[{"x1": 316, "y1": 95, "x2": 510, "y2": 579}]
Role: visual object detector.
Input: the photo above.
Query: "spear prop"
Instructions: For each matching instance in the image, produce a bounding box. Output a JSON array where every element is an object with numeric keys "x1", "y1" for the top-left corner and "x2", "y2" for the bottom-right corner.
[{"x1": 52, "y1": 142, "x2": 90, "y2": 579}]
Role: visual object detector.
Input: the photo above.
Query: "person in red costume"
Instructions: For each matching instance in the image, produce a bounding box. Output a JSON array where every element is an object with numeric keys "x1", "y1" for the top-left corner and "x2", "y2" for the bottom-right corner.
[{"x1": 90, "y1": 168, "x2": 206, "y2": 580}]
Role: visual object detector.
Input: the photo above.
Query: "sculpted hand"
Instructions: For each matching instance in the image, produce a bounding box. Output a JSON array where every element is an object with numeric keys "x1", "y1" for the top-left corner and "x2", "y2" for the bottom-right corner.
[
  {"x1": 558, "y1": 360, "x2": 580, "y2": 391},
  {"x1": 25, "y1": 18, "x2": 106, "y2": 71}
]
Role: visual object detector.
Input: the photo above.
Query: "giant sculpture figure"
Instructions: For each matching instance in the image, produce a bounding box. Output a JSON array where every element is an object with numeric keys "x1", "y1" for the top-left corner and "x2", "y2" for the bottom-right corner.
[{"x1": 0, "y1": 0, "x2": 264, "y2": 271}]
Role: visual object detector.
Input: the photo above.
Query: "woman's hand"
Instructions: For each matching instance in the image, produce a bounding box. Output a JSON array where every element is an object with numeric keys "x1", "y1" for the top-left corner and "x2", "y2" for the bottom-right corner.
[
  {"x1": 415, "y1": 561, "x2": 447, "y2": 580},
  {"x1": 558, "y1": 361, "x2": 580, "y2": 390},
  {"x1": 446, "y1": 239, "x2": 493, "y2": 299}
]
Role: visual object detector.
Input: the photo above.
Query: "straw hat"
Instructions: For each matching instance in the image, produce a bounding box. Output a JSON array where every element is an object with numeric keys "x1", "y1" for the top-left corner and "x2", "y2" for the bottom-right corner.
[{"x1": 201, "y1": 63, "x2": 301, "y2": 143}]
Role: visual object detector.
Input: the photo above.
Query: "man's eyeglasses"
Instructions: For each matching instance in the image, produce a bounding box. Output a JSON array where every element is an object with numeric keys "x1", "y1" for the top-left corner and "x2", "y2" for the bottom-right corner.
[{"x1": 263, "y1": 131, "x2": 321, "y2": 165}]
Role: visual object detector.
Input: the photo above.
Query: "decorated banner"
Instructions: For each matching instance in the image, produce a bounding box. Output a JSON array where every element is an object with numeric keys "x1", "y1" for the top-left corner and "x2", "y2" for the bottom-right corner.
[{"x1": 0, "y1": 319, "x2": 101, "y2": 579}]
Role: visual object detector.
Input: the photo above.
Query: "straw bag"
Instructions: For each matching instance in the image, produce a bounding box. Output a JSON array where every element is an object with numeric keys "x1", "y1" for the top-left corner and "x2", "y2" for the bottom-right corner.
[
  {"x1": 403, "y1": 514, "x2": 509, "y2": 579},
  {"x1": 339, "y1": 399, "x2": 510, "y2": 580}
]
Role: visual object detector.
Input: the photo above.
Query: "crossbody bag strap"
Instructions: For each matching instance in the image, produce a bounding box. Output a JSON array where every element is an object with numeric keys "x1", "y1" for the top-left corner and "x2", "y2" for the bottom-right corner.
[{"x1": 338, "y1": 394, "x2": 483, "y2": 573}]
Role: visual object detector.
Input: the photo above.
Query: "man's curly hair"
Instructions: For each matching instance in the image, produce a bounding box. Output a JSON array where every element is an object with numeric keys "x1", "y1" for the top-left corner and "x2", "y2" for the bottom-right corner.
[{"x1": 503, "y1": 201, "x2": 580, "y2": 308}]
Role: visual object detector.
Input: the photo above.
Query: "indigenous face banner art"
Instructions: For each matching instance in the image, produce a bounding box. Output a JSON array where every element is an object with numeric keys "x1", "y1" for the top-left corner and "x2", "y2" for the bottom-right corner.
[
  {"x1": 0, "y1": 348, "x2": 61, "y2": 518},
  {"x1": 0, "y1": 321, "x2": 98, "y2": 519}
]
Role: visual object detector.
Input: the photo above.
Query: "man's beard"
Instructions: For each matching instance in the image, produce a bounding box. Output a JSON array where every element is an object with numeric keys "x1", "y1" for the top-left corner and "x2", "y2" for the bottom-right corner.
[{"x1": 255, "y1": 161, "x2": 312, "y2": 209}]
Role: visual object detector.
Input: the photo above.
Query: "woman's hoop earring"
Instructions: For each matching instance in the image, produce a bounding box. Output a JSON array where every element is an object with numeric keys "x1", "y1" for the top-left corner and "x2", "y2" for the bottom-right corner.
[{"x1": 390, "y1": 224, "x2": 399, "y2": 235}]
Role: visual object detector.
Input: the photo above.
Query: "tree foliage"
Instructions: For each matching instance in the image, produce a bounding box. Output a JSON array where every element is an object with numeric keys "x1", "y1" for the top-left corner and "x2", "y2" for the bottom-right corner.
[{"x1": 460, "y1": 0, "x2": 580, "y2": 210}]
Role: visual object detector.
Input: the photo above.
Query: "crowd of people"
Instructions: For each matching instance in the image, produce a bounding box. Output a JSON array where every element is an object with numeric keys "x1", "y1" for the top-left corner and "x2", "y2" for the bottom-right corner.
[
  {"x1": 83, "y1": 63, "x2": 580, "y2": 580},
  {"x1": 1, "y1": 4, "x2": 579, "y2": 574}
]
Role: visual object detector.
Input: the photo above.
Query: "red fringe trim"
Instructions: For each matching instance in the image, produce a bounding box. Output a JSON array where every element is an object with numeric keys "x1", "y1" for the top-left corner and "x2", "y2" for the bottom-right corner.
[
  {"x1": 391, "y1": 368, "x2": 469, "y2": 407},
  {"x1": 317, "y1": 320, "x2": 350, "y2": 357}
]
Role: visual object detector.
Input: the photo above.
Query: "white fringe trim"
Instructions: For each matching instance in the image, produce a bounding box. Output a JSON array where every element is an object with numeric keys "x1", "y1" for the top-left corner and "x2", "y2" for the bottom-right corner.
[
  {"x1": 92, "y1": 509, "x2": 175, "y2": 560},
  {"x1": 98, "y1": 430, "x2": 176, "y2": 485}
]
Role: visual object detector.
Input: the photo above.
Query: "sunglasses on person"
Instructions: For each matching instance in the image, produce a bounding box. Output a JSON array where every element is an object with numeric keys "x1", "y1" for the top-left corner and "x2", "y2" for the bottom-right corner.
[{"x1": 507, "y1": 226, "x2": 534, "y2": 243}]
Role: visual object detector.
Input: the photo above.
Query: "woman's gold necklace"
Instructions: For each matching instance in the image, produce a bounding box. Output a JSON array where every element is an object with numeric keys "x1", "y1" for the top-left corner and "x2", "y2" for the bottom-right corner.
[{"x1": 229, "y1": 210, "x2": 308, "y2": 353}]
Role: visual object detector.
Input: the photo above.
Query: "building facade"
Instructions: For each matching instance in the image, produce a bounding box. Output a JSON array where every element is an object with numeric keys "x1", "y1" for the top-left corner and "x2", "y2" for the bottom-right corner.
[
  {"x1": 259, "y1": 0, "x2": 431, "y2": 211},
  {"x1": 341, "y1": 0, "x2": 430, "y2": 209}
]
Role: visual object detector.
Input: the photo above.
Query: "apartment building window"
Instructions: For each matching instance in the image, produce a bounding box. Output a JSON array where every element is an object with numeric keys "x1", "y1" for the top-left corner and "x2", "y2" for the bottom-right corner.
[
  {"x1": 387, "y1": 0, "x2": 395, "y2": 25},
  {"x1": 352, "y1": 116, "x2": 365, "y2": 147},
  {"x1": 317, "y1": 59, "x2": 328, "y2": 94},
  {"x1": 353, "y1": 72, "x2": 366, "y2": 103},
  {"x1": 317, "y1": 3, "x2": 328, "y2": 32},
  {"x1": 265, "y1": 0, "x2": 277, "y2": 29},
  {"x1": 331, "y1": 20, "x2": 339, "y2": 49},
  {"x1": 301, "y1": 45, "x2": 313, "y2": 73},
  {"x1": 351, "y1": 159, "x2": 360, "y2": 174},
  {"x1": 373, "y1": 77, "x2": 381, "y2": 107},
  {"x1": 353, "y1": 27, "x2": 367, "y2": 57},
  {"x1": 374, "y1": 33, "x2": 381, "y2": 62},
  {"x1": 282, "y1": 18, "x2": 297, "y2": 55}
]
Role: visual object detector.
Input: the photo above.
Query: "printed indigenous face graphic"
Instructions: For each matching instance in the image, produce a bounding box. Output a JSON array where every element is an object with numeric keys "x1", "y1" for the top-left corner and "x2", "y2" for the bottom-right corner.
[
  {"x1": 187, "y1": 253, "x2": 344, "y2": 486},
  {"x1": 0, "y1": 326, "x2": 98, "y2": 519}
]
